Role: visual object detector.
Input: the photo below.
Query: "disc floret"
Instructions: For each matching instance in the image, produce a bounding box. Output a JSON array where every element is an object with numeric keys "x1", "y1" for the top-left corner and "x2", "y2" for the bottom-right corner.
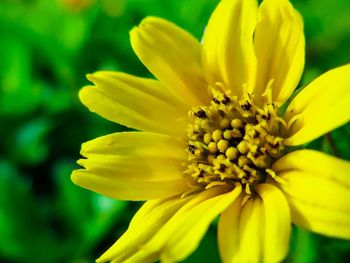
[{"x1": 186, "y1": 84, "x2": 285, "y2": 194}]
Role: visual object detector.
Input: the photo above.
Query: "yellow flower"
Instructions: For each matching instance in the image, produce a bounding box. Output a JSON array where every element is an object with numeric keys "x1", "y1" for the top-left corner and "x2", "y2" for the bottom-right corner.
[{"x1": 72, "y1": 0, "x2": 350, "y2": 262}]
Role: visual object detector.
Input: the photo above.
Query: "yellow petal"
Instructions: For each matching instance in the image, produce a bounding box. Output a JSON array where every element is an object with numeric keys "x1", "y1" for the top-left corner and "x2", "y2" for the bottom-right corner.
[
  {"x1": 202, "y1": 0, "x2": 258, "y2": 95},
  {"x1": 284, "y1": 64, "x2": 350, "y2": 145},
  {"x1": 156, "y1": 186, "x2": 242, "y2": 262},
  {"x1": 279, "y1": 171, "x2": 350, "y2": 213},
  {"x1": 273, "y1": 150, "x2": 350, "y2": 239},
  {"x1": 218, "y1": 195, "x2": 242, "y2": 263},
  {"x1": 236, "y1": 196, "x2": 263, "y2": 262},
  {"x1": 254, "y1": 0, "x2": 305, "y2": 105},
  {"x1": 79, "y1": 131, "x2": 187, "y2": 164},
  {"x1": 255, "y1": 184, "x2": 291, "y2": 263},
  {"x1": 277, "y1": 170, "x2": 350, "y2": 239},
  {"x1": 284, "y1": 193, "x2": 350, "y2": 240},
  {"x1": 80, "y1": 71, "x2": 189, "y2": 137},
  {"x1": 219, "y1": 186, "x2": 291, "y2": 263},
  {"x1": 219, "y1": 196, "x2": 263, "y2": 263},
  {"x1": 71, "y1": 132, "x2": 190, "y2": 200},
  {"x1": 131, "y1": 185, "x2": 242, "y2": 262},
  {"x1": 130, "y1": 17, "x2": 209, "y2": 107},
  {"x1": 96, "y1": 195, "x2": 190, "y2": 263},
  {"x1": 72, "y1": 170, "x2": 189, "y2": 201},
  {"x1": 273, "y1": 149, "x2": 350, "y2": 187}
]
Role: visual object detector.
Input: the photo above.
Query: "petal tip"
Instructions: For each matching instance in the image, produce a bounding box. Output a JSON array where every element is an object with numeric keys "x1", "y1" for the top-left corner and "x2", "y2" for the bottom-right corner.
[
  {"x1": 86, "y1": 73, "x2": 94, "y2": 81},
  {"x1": 129, "y1": 25, "x2": 139, "y2": 36},
  {"x1": 78, "y1": 86, "x2": 91, "y2": 101},
  {"x1": 95, "y1": 256, "x2": 106, "y2": 263},
  {"x1": 70, "y1": 170, "x2": 82, "y2": 186}
]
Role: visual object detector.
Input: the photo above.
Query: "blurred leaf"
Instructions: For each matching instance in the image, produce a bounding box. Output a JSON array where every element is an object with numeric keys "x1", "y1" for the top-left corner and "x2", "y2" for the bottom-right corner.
[
  {"x1": 0, "y1": 36, "x2": 39, "y2": 116},
  {"x1": 323, "y1": 238, "x2": 350, "y2": 262},
  {"x1": 40, "y1": 81, "x2": 75, "y2": 114},
  {"x1": 290, "y1": 226, "x2": 318, "y2": 263},
  {"x1": 73, "y1": 195, "x2": 128, "y2": 259},
  {"x1": 330, "y1": 123, "x2": 350, "y2": 160},
  {"x1": 0, "y1": 160, "x2": 31, "y2": 259},
  {"x1": 10, "y1": 118, "x2": 52, "y2": 165},
  {"x1": 53, "y1": 160, "x2": 92, "y2": 229},
  {"x1": 182, "y1": 227, "x2": 220, "y2": 263},
  {"x1": 0, "y1": 160, "x2": 58, "y2": 262}
]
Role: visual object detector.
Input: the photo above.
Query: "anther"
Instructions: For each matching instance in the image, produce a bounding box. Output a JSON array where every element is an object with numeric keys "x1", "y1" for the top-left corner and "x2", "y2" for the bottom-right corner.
[
  {"x1": 218, "y1": 110, "x2": 226, "y2": 118},
  {"x1": 218, "y1": 164, "x2": 226, "y2": 172},
  {"x1": 241, "y1": 102, "x2": 252, "y2": 111},
  {"x1": 213, "y1": 98, "x2": 220, "y2": 104},
  {"x1": 221, "y1": 96, "x2": 231, "y2": 105},
  {"x1": 188, "y1": 144, "x2": 197, "y2": 154},
  {"x1": 253, "y1": 130, "x2": 260, "y2": 139},
  {"x1": 260, "y1": 112, "x2": 271, "y2": 122},
  {"x1": 194, "y1": 108, "x2": 207, "y2": 119}
]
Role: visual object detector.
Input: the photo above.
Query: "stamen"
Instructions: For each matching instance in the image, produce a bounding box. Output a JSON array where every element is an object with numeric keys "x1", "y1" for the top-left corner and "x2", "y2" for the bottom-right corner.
[
  {"x1": 262, "y1": 79, "x2": 274, "y2": 105},
  {"x1": 205, "y1": 181, "x2": 229, "y2": 189},
  {"x1": 241, "y1": 194, "x2": 251, "y2": 206},
  {"x1": 287, "y1": 113, "x2": 303, "y2": 129},
  {"x1": 266, "y1": 169, "x2": 287, "y2": 185}
]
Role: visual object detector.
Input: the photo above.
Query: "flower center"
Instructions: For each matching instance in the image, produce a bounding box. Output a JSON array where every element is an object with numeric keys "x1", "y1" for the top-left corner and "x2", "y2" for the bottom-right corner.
[{"x1": 185, "y1": 83, "x2": 285, "y2": 195}]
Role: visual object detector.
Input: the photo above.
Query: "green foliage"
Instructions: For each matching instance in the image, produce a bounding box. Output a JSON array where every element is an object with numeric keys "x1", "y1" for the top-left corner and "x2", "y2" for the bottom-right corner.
[{"x1": 0, "y1": 0, "x2": 349, "y2": 262}]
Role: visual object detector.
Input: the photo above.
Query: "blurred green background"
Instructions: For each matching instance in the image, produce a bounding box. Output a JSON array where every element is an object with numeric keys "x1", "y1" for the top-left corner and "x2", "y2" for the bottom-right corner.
[{"x1": 0, "y1": 0, "x2": 349, "y2": 262}]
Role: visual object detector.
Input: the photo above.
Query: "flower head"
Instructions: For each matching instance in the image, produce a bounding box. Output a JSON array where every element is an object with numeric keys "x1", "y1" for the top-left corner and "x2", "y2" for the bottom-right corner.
[{"x1": 72, "y1": 0, "x2": 350, "y2": 262}]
